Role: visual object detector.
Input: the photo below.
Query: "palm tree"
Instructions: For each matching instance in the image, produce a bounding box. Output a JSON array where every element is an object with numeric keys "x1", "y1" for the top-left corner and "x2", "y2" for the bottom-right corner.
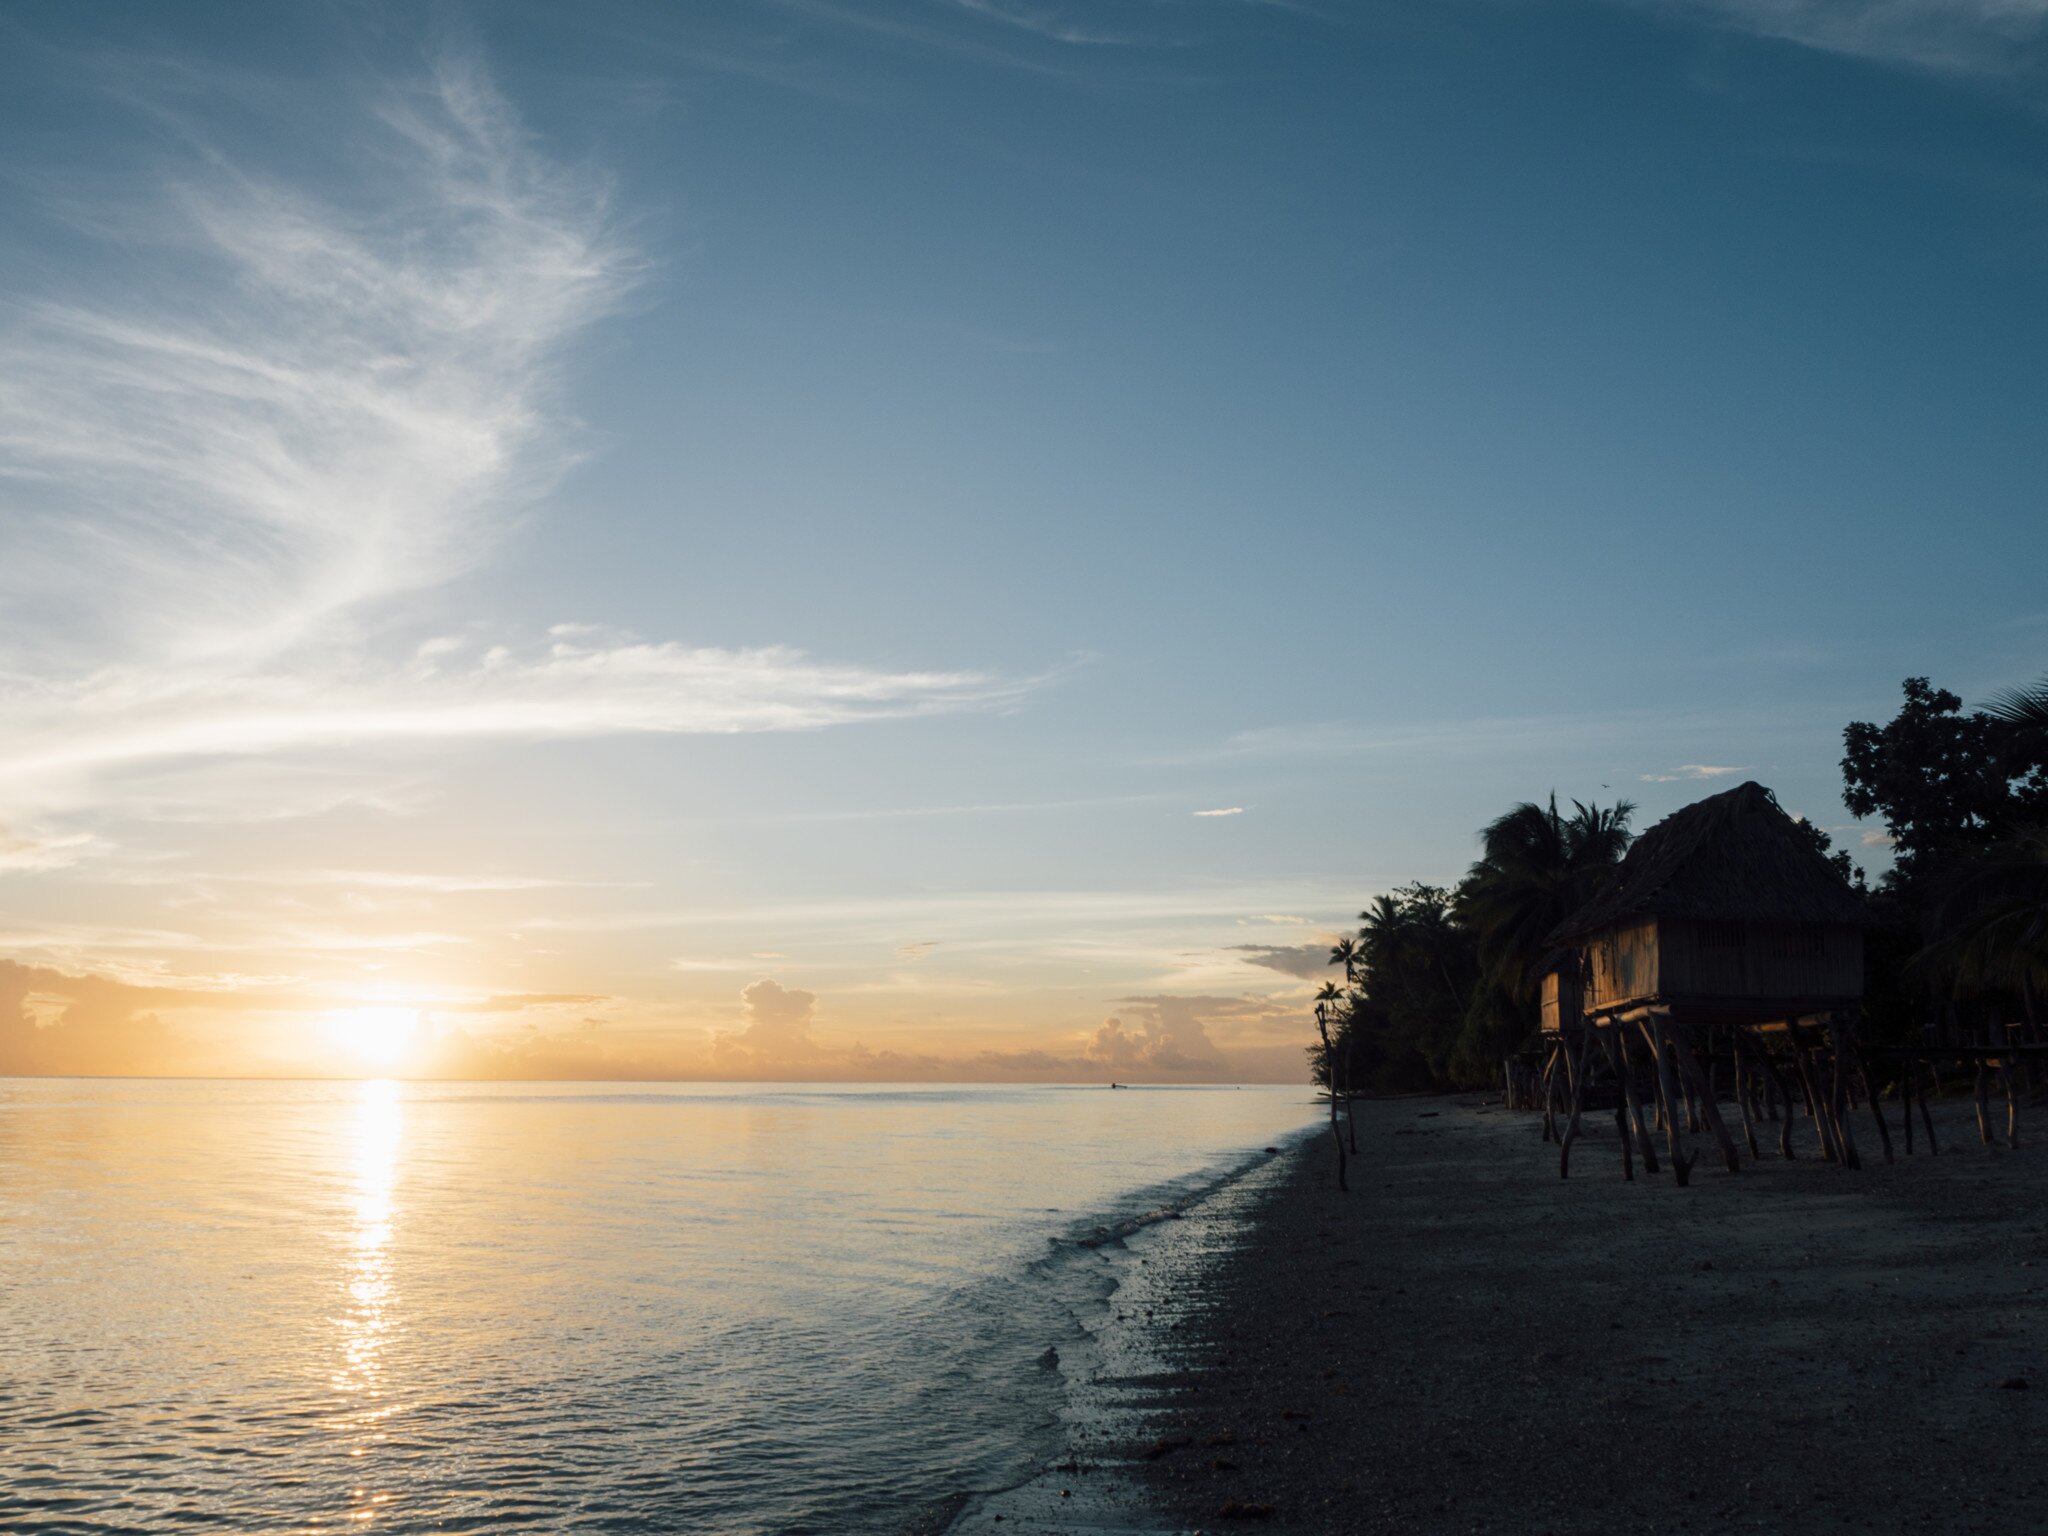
[
  {"x1": 1461, "y1": 794, "x2": 1635, "y2": 1004},
  {"x1": 1360, "y1": 885, "x2": 1469, "y2": 1016},
  {"x1": 1921, "y1": 824, "x2": 2048, "y2": 1022},
  {"x1": 1356, "y1": 893, "x2": 1408, "y2": 975},
  {"x1": 1985, "y1": 673, "x2": 2048, "y2": 731},
  {"x1": 1312, "y1": 992, "x2": 1348, "y2": 1192},
  {"x1": 1329, "y1": 935, "x2": 1361, "y2": 987}
]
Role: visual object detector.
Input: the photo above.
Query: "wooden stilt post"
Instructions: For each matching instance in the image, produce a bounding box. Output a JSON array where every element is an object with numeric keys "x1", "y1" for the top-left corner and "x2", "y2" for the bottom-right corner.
[
  {"x1": 1559, "y1": 1030, "x2": 1592, "y2": 1180},
  {"x1": 1854, "y1": 1048, "x2": 1893, "y2": 1165},
  {"x1": 2001, "y1": 1057, "x2": 2020, "y2": 1149},
  {"x1": 1900, "y1": 1055, "x2": 1915, "y2": 1156},
  {"x1": 1918, "y1": 1060, "x2": 1940, "y2": 1156},
  {"x1": 1975, "y1": 1062, "x2": 1995, "y2": 1147},
  {"x1": 1756, "y1": 1047, "x2": 1797, "y2": 1160},
  {"x1": 1826, "y1": 1022, "x2": 1862, "y2": 1171},
  {"x1": 1793, "y1": 1045, "x2": 1836, "y2": 1163},
  {"x1": 1602, "y1": 1026, "x2": 1635, "y2": 1182},
  {"x1": 1614, "y1": 1021, "x2": 1657, "y2": 1175},
  {"x1": 1540, "y1": 1042, "x2": 1561, "y2": 1143},
  {"x1": 1643, "y1": 1013, "x2": 1696, "y2": 1186},
  {"x1": 1842, "y1": 1013, "x2": 1891, "y2": 1166},
  {"x1": 1731, "y1": 1028, "x2": 1760, "y2": 1161},
  {"x1": 1672, "y1": 1022, "x2": 1740, "y2": 1173}
]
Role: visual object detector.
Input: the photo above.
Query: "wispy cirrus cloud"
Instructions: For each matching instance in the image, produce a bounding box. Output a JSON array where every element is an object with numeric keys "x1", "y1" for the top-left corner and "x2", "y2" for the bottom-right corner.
[
  {"x1": 945, "y1": 0, "x2": 1169, "y2": 47},
  {"x1": 1642, "y1": 0, "x2": 2048, "y2": 74},
  {"x1": 1192, "y1": 805, "x2": 1246, "y2": 817},
  {"x1": 0, "y1": 49, "x2": 1031, "y2": 830},
  {"x1": 1, "y1": 51, "x2": 626, "y2": 672},
  {"x1": 0, "y1": 633, "x2": 1031, "y2": 814}
]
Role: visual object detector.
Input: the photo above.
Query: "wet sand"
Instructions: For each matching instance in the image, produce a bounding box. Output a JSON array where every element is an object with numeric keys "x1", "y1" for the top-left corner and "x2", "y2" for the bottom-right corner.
[{"x1": 1119, "y1": 1094, "x2": 2048, "y2": 1534}]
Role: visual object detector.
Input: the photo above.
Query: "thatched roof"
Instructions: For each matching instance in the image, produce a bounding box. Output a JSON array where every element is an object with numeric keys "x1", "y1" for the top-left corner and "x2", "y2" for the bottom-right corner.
[{"x1": 1550, "y1": 781, "x2": 1866, "y2": 943}]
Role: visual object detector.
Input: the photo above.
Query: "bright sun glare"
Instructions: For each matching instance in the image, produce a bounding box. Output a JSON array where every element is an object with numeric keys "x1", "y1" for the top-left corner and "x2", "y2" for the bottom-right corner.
[{"x1": 325, "y1": 1006, "x2": 422, "y2": 1075}]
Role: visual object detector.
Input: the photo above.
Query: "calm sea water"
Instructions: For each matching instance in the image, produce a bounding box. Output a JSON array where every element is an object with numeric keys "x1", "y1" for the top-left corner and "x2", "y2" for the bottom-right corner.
[{"x1": 0, "y1": 1078, "x2": 1314, "y2": 1534}]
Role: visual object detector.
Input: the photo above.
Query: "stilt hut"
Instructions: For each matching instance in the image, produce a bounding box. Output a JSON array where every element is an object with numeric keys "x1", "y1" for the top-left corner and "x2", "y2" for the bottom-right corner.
[{"x1": 1543, "y1": 781, "x2": 1878, "y2": 1182}]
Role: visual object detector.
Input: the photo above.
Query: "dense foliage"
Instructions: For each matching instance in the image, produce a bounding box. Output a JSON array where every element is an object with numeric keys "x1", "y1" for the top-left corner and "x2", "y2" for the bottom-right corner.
[
  {"x1": 1312, "y1": 798, "x2": 1635, "y2": 1093},
  {"x1": 1312, "y1": 672, "x2": 2048, "y2": 1092},
  {"x1": 1843, "y1": 674, "x2": 2048, "y2": 1039}
]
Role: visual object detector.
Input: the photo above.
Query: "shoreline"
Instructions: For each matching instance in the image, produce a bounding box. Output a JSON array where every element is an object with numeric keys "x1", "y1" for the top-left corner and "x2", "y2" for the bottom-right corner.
[
  {"x1": 1128, "y1": 1093, "x2": 2048, "y2": 1534},
  {"x1": 937, "y1": 1130, "x2": 1317, "y2": 1535}
]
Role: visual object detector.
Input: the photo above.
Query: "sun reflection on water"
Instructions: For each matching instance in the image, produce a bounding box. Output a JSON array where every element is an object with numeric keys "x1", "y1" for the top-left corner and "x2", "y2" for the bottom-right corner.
[{"x1": 332, "y1": 1078, "x2": 404, "y2": 1523}]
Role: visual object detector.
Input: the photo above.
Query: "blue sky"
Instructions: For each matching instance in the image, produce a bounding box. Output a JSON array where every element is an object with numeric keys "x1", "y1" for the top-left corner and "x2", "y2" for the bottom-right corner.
[{"x1": 1, "y1": 0, "x2": 2044, "y2": 1079}]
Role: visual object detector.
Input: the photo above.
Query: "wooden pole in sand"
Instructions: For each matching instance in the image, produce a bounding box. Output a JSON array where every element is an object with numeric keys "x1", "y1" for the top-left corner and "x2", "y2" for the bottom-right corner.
[
  {"x1": 1314, "y1": 1001, "x2": 1348, "y2": 1193},
  {"x1": 1343, "y1": 1036, "x2": 1360, "y2": 1154}
]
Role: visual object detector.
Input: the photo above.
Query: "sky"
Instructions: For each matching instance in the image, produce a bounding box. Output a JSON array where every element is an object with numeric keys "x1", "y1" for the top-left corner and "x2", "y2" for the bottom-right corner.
[{"x1": 2, "y1": 0, "x2": 2046, "y2": 1082}]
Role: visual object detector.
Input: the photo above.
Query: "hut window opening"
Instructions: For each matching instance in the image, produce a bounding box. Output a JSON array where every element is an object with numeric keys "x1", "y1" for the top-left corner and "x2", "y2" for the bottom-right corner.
[{"x1": 1700, "y1": 920, "x2": 1746, "y2": 950}]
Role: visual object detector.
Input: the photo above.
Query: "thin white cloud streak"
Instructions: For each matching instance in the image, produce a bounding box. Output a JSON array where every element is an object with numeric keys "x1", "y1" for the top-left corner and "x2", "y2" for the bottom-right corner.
[
  {"x1": 1646, "y1": 0, "x2": 2048, "y2": 74},
  {"x1": 0, "y1": 637, "x2": 1034, "y2": 809},
  {"x1": 0, "y1": 826, "x2": 102, "y2": 873},
  {"x1": 1149, "y1": 703, "x2": 1842, "y2": 768},
  {"x1": 1192, "y1": 806, "x2": 1245, "y2": 817},
  {"x1": 516, "y1": 881, "x2": 1367, "y2": 936},
  {"x1": 649, "y1": 789, "x2": 1159, "y2": 828},
  {"x1": 99, "y1": 867, "x2": 629, "y2": 893},
  {"x1": 0, "y1": 51, "x2": 1034, "y2": 825},
  {"x1": 1639, "y1": 763, "x2": 1746, "y2": 782}
]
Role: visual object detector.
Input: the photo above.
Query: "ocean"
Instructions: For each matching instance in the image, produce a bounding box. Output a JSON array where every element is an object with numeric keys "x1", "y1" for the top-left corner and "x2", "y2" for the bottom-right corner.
[{"x1": 0, "y1": 1078, "x2": 1316, "y2": 1534}]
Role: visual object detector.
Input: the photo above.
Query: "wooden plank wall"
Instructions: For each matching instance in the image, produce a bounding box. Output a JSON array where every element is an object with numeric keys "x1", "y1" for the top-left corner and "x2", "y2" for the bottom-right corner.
[
  {"x1": 1540, "y1": 967, "x2": 1583, "y2": 1034},
  {"x1": 1588, "y1": 918, "x2": 1659, "y2": 1008},
  {"x1": 1659, "y1": 918, "x2": 1861, "y2": 1001}
]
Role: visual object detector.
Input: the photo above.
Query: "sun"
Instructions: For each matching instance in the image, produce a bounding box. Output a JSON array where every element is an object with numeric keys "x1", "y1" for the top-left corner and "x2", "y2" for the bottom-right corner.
[{"x1": 325, "y1": 1006, "x2": 422, "y2": 1075}]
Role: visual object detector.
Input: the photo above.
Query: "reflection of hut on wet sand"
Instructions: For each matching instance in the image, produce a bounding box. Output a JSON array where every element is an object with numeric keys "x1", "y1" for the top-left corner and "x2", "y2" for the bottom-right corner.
[{"x1": 1536, "y1": 781, "x2": 1883, "y2": 1185}]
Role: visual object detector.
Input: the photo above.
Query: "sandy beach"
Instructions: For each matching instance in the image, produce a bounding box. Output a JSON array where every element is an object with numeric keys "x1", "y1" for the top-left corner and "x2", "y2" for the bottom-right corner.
[
  {"x1": 987, "y1": 1092, "x2": 2048, "y2": 1536},
  {"x1": 1119, "y1": 1094, "x2": 2048, "y2": 1534}
]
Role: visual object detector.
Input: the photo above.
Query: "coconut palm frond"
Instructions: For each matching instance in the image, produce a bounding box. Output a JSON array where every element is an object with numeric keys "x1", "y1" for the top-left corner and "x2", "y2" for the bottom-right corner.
[
  {"x1": 1983, "y1": 673, "x2": 2048, "y2": 731},
  {"x1": 1916, "y1": 823, "x2": 2048, "y2": 996}
]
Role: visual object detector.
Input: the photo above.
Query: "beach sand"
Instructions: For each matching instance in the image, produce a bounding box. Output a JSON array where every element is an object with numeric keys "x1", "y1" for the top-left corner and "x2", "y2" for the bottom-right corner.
[
  {"x1": 1121, "y1": 1093, "x2": 2048, "y2": 1534},
  {"x1": 955, "y1": 1091, "x2": 2048, "y2": 1535}
]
